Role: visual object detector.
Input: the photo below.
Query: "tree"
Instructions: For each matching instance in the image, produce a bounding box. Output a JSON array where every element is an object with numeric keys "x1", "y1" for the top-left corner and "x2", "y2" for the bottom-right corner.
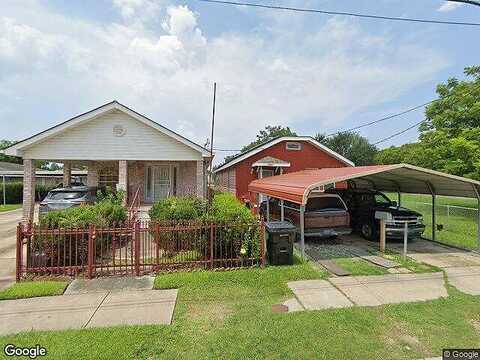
[
  {"x1": 418, "y1": 66, "x2": 480, "y2": 179},
  {"x1": 374, "y1": 143, "x2": 428, "y2": 166},
  {"x1": 315, "y1": 132, "x2": 377, "y2": 166},
  {"x1": 222, "y1": 125, "x2": 297, "y2": 164},
  {"x1": 375, "y1": 66, "x2": 480, "y2": 180},
  {"x1": 0, "y1": 140, "x2": 22, "y2": 164}
]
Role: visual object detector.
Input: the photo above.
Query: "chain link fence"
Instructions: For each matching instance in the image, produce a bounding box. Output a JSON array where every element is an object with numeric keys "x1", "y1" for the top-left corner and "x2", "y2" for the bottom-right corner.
[{"x1": 402, "y1": 200, "x2": 479, "y2": 249}]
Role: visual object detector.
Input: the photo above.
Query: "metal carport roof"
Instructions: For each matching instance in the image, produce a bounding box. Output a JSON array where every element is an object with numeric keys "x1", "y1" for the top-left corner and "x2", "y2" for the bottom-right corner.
[
  {"x1": 248, "y1": 164, "x2": 480, "y2": 205},
  {"x1": 249, "y1": 163, "x2": 480, "y2": 258}
]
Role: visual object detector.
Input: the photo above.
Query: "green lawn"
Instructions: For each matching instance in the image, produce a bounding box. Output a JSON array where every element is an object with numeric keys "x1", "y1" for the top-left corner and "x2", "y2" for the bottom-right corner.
[
  {"x1": 2, "y1": 261, "x2": 480, "y2": 359},
  {"x1": 386, "y1": 193, "x2": 478, "y2": 249},
  {"x1": 333, "y1": 257, "x2": 388, "y2": 276},
  {"x1": 0, "y1": 204, "x2": 21, "y2": 212},
  {"x1": 0, "y1": 281, "x2": 69, "y2": 300},
  {"x1": 388, "y1": 193, "x2": 478, "y2": 209}
]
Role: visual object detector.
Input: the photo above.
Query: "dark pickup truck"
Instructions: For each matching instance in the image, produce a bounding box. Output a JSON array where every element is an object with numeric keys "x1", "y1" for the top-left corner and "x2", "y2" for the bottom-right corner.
[{"x1": 327, "y1": 189, "x2": 425, "y2": 241}]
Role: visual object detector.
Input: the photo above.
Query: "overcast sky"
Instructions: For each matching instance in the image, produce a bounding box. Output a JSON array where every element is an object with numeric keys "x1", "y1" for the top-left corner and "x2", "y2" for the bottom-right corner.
[{"x1": 1, "y1": 0, "x2": 479, "y2": 163}]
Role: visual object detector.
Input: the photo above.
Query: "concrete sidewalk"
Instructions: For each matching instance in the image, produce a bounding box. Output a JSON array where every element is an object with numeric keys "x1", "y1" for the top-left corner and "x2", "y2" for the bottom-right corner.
[
  {"x1": 286, "y1": 272, "x2": 447, "y2": 311},
  {"x1": 0, "y1": 289, "x2": 178, "y2": 336}
]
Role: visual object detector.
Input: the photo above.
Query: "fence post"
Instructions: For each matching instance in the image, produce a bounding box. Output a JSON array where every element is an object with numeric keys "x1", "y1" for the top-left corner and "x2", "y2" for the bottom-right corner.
[
  {"x1": 260, "y1": 218, "x2": 266, "y2": 267},
  {"x1": 16, "y1": 224, "x2": 23, "y2": 282},
  {"x1": 88, "y1": 224, "x2": 95, "y2": 279},
  {"x1": 210, "y1": 222, "x2": 214, "y2": 269},
  {"x1": 134, "y1": 220, "x2": 140, "y2": 276}
]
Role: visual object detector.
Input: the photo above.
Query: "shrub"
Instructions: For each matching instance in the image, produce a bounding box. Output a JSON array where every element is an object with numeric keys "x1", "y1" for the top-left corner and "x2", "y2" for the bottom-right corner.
[
  {"x1": 209, "y1": 192, "x2": 256, "y2": 223},
  {"x1": 40, "y1": 192, "x2": 127, "y2": 228},
  {"x1": 1, "y1": 182, "x2": 55, "y2": 204},
  {"x1": 36, "y1": 193, "x2": 127, "y2": 268},
  {"x1": 148, "y1": 197, "x2": 207, "y2": 222}
]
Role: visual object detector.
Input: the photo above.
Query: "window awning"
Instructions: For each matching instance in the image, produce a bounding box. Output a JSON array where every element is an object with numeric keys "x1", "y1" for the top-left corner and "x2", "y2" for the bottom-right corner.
[
  {"x1": 252, "y1": 156, "x2": 291, "y2": 168},
  {"x1": 248, "y1": 164, "x2": 480, "y2": 205}
]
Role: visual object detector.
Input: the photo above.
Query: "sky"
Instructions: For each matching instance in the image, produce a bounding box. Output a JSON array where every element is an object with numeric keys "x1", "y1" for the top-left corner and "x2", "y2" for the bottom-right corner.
[{"x1": 1, "y1": 0, "x2": 479, "y2": 164}]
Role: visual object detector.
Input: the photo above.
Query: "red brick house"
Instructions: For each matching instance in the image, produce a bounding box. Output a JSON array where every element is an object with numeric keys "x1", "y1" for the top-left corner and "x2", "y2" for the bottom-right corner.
[{"x1": 213, "y1": 137, "x2": 354, "y2": 204}]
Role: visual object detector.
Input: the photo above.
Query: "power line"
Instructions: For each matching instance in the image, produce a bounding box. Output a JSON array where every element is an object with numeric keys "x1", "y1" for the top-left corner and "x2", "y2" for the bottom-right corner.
[
  {"x1": 373, "y1": 119, "x2": 425, "y2": 145},
  {"x1": 196, "y1": 0, "x2": 480, "y2": 26},
  {"x1": 325, "y1": 100, "x2": 435, "y2": 137}
]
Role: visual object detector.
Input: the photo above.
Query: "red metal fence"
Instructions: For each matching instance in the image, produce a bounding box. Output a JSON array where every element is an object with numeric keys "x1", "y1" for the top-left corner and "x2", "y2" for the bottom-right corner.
[{"x1": 16, "y1": 220, "x2": 265, "y2": 280}]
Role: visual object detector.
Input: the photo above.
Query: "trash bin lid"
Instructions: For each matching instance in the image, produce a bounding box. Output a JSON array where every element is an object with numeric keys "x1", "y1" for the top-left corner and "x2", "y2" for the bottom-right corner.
[{"x1": 265, "y1": 221, "x2": 296, "y2": 233}]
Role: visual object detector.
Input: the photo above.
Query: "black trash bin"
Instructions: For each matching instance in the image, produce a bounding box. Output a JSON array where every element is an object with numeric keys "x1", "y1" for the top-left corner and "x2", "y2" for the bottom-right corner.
[{"x1": 265, "y1": 221, "x2": 296, "y2": 265}]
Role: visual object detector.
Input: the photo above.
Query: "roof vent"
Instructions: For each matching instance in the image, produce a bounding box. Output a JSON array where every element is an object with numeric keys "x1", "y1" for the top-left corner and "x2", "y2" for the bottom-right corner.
[{"x1": 286, "y1": 142, "x2": 301, "y2": 151}]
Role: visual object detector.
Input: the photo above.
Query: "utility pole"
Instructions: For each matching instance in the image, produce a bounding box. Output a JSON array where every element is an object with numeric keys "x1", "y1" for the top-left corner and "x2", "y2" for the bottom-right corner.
[
  {"x1": 208, "y1": 82, "x2": 217, "y2": 204},
  {"x1": 448, "y1": 0, "x2": 480, "y2": 7}
]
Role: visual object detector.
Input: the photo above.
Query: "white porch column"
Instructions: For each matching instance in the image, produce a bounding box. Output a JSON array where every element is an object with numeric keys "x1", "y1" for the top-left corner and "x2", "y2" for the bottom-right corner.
[
  {"x1": 118, "y1": 160, "x2": 128, "y2": 205},
  {"x1": 196, "y1": 160, "x2": 205, "y2": 199},
  {"x1": 22, "y1": 159, "x2": 36, "y2": 224},
  {"x1": 86, "y1": 162, "x2": 99, "y2": 187},
  {"x1": 63, "y1": 161, "x2": 71, "y2": 187}
]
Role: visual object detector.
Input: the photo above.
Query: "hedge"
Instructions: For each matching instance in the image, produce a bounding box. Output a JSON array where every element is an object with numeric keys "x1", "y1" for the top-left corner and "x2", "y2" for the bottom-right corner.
[{"x1": 1, "y1": 182, "x2": 55, "y2": 204}]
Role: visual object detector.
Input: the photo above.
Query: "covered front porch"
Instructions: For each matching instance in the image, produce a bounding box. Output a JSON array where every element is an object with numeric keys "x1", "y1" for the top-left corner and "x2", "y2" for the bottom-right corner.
[
  {"x1": 2, "y1": 101, "x2": 212, "y2": 224},
  {"x1": 20, "y1": 159, "x2": 206, "y2": 222}
]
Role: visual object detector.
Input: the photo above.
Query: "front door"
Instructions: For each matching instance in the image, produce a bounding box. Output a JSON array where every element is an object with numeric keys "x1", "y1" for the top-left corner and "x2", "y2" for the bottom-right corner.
[{"x1": 145, "y1": 165, "x2": 171, "y2": 202}]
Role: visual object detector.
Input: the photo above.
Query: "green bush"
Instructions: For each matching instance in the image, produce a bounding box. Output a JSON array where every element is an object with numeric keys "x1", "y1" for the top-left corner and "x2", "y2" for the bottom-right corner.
[
  {"x1": 209, "y1": 192, "x2": 256, "y2": 223},
  {"x1": 40, "y1": 192, "x2": 127, "y2": 228},
  {"x1": 1, "y1": 182, "x2": 55, "y2": 204},
  {"x1": 148, "y1": 197, "x2": 207, "y2": 222}
]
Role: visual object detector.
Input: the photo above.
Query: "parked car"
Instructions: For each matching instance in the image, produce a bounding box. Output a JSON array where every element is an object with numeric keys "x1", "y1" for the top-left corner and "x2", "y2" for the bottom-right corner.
[
  {"x1": 261, "y1": 193, "x2": 352, "y2": 239},
  {"x1": 39, "y1": 186, "x2": 97, "y2": 215},
  {"x1": 327, "y1": 188, "x2": 425, "y2": 241}
]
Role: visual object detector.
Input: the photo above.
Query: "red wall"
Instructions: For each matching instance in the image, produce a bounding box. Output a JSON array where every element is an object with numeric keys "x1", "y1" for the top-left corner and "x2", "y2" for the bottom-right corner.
[{"x1": 230, "y1": 140, "x2": 349, "y2": 202}]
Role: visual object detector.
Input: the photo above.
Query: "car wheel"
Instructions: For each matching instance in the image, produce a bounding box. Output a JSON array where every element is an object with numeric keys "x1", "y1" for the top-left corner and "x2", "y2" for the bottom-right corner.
[{"x1": 361, "y1": 222, "x2": 377, "y2": 241}]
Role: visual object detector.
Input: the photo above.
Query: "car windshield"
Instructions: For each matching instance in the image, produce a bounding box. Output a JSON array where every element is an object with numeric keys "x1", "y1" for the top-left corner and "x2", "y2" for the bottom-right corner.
[
  {"x1": 47, "y1": 191, "x2": 86, "y2": 200},
  {"x1": 374, "y1": 193, "x2": 391, "y2": 206},
  {"x1": 356, "y1": 193, "x2": 391, "y2": 206},
  {"x1": 306, "y1": 197, "x2": 346, "y2": 212}
]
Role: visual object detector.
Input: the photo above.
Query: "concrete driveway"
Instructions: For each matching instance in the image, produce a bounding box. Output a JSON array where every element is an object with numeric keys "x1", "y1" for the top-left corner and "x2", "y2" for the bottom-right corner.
[
  {"x1": 303, "y1": 234, "x2": 480, "y2": 296},
  {"x1": 0, "y1": 208, "x2": 22, "y2": 290}
]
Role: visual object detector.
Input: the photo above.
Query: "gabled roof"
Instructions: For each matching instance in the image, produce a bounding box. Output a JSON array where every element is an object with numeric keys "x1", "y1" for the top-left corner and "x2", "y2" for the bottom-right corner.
[
  {"x1": 214, "y1": 136, "x2": 354, "y2": 173},
  {"x1": 3, "y1": 101, "x2": 211, "y2": 158},
  {"x1": 248, "y1": 164, "x2": 480, "y2": 204}
]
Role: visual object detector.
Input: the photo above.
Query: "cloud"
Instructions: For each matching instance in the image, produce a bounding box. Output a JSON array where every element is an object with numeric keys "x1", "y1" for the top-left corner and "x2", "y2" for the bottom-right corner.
[
  {"x1": 0, "y1": 2, "x2": 448, "y2": 162},
  {"x1": 437, "y1": 1, "x2": 463, "y2": 12}
]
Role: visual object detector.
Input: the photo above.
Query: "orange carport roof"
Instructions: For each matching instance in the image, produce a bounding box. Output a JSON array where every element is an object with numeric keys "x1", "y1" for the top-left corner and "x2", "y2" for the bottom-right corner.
[{"x1": 248, "y1": 164, "x2": 480, "y2": 204}]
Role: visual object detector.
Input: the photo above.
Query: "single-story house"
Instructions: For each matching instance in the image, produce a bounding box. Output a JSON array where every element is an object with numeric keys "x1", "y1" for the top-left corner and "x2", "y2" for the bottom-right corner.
[
  {"x1": 213, "y1": 136, "x2": 354, "y2": 204},
  {"x1": 3, "y1": 101, "x2": 211, "y2": 222},
  {"x1": 0, "y1": 161, "x2": 87, "y2": 186}
]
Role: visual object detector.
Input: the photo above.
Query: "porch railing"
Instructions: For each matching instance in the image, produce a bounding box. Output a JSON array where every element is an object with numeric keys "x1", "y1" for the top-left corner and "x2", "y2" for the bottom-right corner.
[
  {"x1": 16, "y1": 219, "x2": 266, "y2": 280},
  {"x1": 128, "y1": 187, "x2": 141, "y2": 222}
]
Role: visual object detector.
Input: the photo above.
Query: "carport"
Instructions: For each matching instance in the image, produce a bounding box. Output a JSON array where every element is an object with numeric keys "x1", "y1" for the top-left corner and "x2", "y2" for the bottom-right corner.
[{"x1": 248, "y1": 164, "x2": 480, "y2": 258}]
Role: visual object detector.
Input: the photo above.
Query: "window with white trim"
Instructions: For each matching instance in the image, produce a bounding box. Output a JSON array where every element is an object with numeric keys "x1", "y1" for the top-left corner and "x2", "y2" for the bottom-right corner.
[{"x1": 286, "y1": 142, "x2": 302, "y2": 151}]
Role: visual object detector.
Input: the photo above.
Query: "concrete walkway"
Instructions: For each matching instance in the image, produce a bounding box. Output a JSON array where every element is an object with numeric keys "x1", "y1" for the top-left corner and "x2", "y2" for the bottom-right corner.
[
  {"x1": 0, "y1": 289, "x2": 178, "y2": 336},
  {"x1": 330, "y1": 272, "x2": 447, "y2": 306},
  {"x1": 444, "y1": 266, "x2": 480, "y2": 295},
  {"x1": 286, "y1": 272, "x2": 447, "y2": 311},
  {"x1": 0, "y1": 208, "x2": 22, "y2": 290}
]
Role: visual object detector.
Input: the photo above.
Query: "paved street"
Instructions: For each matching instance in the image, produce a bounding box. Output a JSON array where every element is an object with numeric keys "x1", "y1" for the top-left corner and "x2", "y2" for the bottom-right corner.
[{"x1": 0, "y1": 209, "x2": 22, "y2": 290}]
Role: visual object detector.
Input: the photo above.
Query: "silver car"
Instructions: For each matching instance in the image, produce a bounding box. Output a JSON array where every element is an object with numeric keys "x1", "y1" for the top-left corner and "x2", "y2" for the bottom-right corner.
[{"x1": 39, "y1": 186, "x2": 97, "y2": 215}]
